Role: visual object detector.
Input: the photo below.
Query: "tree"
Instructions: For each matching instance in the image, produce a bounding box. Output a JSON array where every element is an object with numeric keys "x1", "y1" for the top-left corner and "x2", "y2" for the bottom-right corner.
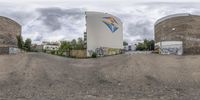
[
  {"x1": 16, "y1": 35, "x2": 24, "y2": 49},
  {"x1": 71, "y1": 39, "x2": 77, "y2": 49},
  {"x1": 123, "y1": 41, "x2": 128, "y2": 46},
  {"x1": 24, "y1": 38, "x2": 32, "y2": 51},
  {"x1": 136, "y1": 43, "x2": 146, "y2": 51},
  {"x1": 136, "y1": 39, "x2": 155, "y2": 51},
  {"x1": 143, "y1": 39, "x2": 148, "y2": 50},
  {"x1": 76, "y1": 37, "x2": 85, "y2": 49},
  {"x1": 58, "y1": 41, "x2": 71, "y2": 55},
  {"x1": 149, "y1": 40, "x2": 155, "y2": 50}
]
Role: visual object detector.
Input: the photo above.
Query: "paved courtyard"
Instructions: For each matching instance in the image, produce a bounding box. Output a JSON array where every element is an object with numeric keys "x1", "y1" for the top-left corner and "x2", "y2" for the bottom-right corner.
[{"x1": 0, "y1": 53, "x2": 200, "y2": 100}]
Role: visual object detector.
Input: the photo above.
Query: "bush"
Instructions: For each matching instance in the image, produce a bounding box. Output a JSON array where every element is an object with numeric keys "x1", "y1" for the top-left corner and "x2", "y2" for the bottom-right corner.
[
  {"x1": 43, "y1": 49, "x2": 46, "y2": 53},
  {"x1": 51, "y1": 51, "x2": 56, "y2": 55},
  {"x1": 136, "y1": 39, "x2": 155, "y2": 51},
  {"x1": 92, "y1": 52, "x2": 97, "y2": 58}
]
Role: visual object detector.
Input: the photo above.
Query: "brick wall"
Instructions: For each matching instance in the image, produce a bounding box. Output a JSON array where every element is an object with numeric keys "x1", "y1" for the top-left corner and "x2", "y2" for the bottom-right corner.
[
  {"x1": 155, "y1": 15, "x2": 200, "y2": 54},
  {"x1": 0, "y1": 47, "x2": 9, "y2": 54},
  {"x1": 0, "y1": 16, "x2": 21, "y2": 47}
]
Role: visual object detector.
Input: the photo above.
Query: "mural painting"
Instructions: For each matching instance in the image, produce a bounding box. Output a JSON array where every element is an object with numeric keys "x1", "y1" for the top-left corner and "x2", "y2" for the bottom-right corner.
[
  {"x1": 102, "y1": 17, "x2": 119, "y2": 33},
  {"x1": 155, "y1": 41, "x2": 183, "y2": 55},
  {"x1": 88, "y1": 47, "x2": 122, "y2": 57}
]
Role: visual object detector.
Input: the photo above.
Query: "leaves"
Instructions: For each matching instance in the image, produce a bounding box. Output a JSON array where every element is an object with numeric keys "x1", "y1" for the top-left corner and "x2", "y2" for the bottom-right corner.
[
  {"x1": 24, "y1": 38, "x2": 32, "y2": 51},
  {"x1": 16, "y1": 36, "x2": 32, "y2": 52},
  {"x1": 16, "y1": 35, "x2": 24, "y2": 49},
  {"x1": 58, "y1": 37, "x2": 86, "y2": 55},
  {"x1": 123, "y1": 41, "x2": 128, "y2": 46},
  {"x1": 136, "y1": 39, "x2": 154, "y2": 51}
]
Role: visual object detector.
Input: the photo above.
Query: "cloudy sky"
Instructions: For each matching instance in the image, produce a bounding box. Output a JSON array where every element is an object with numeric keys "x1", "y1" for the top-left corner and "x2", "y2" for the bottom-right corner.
[{"x1": 0, "y1": 0, "x2": 200, "y2": 44}]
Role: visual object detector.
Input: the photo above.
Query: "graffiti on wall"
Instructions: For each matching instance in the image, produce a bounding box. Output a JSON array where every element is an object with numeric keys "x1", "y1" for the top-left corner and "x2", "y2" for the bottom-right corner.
[
  {"x1": 88, "y1": 50, "x2": 94, "y2": 56},
  {"x1": 156, "y1": 41, "x2": 183, "y2": 55},
  {"x1": 160, "y1": 47, "x2": 182, "y2": 55},
  {"x1": 95, "y1": 47, "x2": 104, "y2": 56},
  {"x1": 88, "y1": 47, "x2": 121, "y2": 57}
]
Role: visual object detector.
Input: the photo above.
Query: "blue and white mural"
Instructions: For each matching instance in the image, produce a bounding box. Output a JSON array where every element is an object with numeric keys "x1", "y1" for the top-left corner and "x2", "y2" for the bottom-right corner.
[
  {"x1": 155, "y1": 41, "x2": 183, "y2": 55},
  {"x1": 102, "y1": 17, "x2": 119, "y2": 33}
]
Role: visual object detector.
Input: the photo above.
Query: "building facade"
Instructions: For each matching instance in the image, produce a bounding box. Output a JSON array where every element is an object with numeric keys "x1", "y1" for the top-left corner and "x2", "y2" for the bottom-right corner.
[
  {"x1": 85, "y1": 11, "x2": 123, "y2": 57},
  {"x1": 42, "y1": 41, "x2": 60, "y2": 51},
  {"x1": 155, "y1": 13, "x2": 200, "y2": 55},
  {"x1": 0, "y1": 16, "x2": 21, "y2": 54}
]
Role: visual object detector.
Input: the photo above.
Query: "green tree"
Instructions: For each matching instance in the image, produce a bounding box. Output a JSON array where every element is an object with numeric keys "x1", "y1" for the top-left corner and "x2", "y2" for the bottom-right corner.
[
  {"x1": 58, "y1": 38, "x2": 86, "y2": 56},
  {"x1": 24, "y1": 38, "x2": 32, "y2": 51},
  {"x1": 149, "y1": 40, "x2": 155, "y2": 50},
  {"x1": 123, "y1": 41, "x2": 128, "y2": 46},
  {"x1": 143, "y1": 39, "x2": 149, "y2": 50},
  {"x1": 71, "y1": 39, "x2": 77, "y2": 49},
  {"x1": 16, "y1": 35, "x2": 24, "y2": 49},
  {"x1": 76, "y1": 37, "x2": 85, "y2": 49},
  {"x1": 136, "y1": 39, "x2": 155, "y2": 51},
  {"x1": 136, "y1": 43, "x2": 146, "y2": 51},
  {"x1": 58, "y1": 41, "x2": 71, "y2": 55}
]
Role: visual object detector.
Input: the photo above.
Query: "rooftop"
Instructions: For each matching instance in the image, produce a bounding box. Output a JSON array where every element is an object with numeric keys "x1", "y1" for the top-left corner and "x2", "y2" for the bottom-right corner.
[{"x1": 155, "y1": 13, "x2": 192, "y2": 25}]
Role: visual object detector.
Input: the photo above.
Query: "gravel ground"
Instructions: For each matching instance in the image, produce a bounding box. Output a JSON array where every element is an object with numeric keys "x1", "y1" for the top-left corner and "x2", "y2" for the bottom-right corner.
[{"x1": 0, "y1": 52, "x2": 200, "y2": 100}]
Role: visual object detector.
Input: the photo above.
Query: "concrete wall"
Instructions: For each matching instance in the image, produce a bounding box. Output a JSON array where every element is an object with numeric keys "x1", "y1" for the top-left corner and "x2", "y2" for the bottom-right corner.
[
  {"x1": 9, "y1": 47, "x2": 21, "y2": 54},
  {"x1": 0, "y1": 47, "x2": 9, "y2": 54},
  {"x1": 86, "y1": 12, "x2": 123, "y2": 57},
  {"x1": 0, "y1": 16, "x2": 21, "y2": 48},
  {"x1": 155, "y1": 14, "x2": 200, "y2": 54},
  {"x1": 155, "y1": 41, "x2": 183, "y2": 55},
  {"x1": 0, "y1": 47, "x2": 20, "y2": 54}
]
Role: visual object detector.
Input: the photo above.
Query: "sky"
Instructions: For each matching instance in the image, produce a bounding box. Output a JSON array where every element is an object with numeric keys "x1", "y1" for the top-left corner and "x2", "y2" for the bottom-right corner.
[{"x1": 0, "y1": 0, "x2": 200, "y2": 44}]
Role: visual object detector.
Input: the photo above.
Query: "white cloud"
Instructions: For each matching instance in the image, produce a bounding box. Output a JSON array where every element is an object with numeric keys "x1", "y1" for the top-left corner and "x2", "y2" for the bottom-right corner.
[{"x1": 0, "y1": 1, "x2": 200, "y2": 44}]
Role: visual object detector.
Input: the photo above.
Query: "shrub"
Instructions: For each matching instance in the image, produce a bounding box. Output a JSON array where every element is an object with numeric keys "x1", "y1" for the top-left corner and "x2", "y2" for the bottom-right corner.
[
  {"x1": 51, "y1": 50, "x2": 55, "y2": 55},
  {"x1": 92, "y1": 52, "x2": 97, "y2": 58},
  {"x1": 43, "y1": 49, "x2": 46, "y2": 53}
]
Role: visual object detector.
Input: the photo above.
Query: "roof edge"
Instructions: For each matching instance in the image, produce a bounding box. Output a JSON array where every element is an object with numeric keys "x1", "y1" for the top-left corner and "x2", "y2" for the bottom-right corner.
[
  {"x1": 0, "y1": 16, "x2": 21, "y2": 27},
  {"x1": 85, "y1": 11, "x2": 122, "y2": 23},
  {"x1": 155, "y1": 13, "x2": 193, "y2": 25}
]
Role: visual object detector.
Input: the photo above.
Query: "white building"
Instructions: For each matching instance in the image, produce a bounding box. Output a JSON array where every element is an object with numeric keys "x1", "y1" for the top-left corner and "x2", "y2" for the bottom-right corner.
[
  {"x1": 85, "y1": 11, "x2": 123, "y2": 56},
  {"x1": 42, "y1": 41, "x2": 60, "y2": 51},
  {"x1": 124, "y1": 40, "x2": 144, "y2": 51},
  {"x1": 124, "y1": 45, "x2": 137, "y2": 51}
]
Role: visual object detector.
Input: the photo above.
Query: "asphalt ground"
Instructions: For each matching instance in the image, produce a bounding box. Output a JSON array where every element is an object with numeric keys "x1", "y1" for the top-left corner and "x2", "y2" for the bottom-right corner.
[{"x1": 0, "y1": 52, "x2": 200, "y2": 100}]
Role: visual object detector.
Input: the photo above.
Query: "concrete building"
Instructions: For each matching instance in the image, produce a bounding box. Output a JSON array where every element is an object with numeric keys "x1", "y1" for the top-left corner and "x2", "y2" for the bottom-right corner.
[
  {"x1": 155, "y1": 13, "x2": 200, "y2": 55},
  {"x1": 0, "y1": 16, "x2": 21, "y2": 54},
  {"x1": 42, "y1": 41, "x2": 60, "y2": 51},
  {"x1": 124, "y1": 45, "x2": 136, "y2": 51},
  {"x1": 85, "y1": 11, "x2": 123, "y2": 57}
]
